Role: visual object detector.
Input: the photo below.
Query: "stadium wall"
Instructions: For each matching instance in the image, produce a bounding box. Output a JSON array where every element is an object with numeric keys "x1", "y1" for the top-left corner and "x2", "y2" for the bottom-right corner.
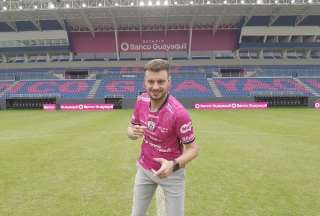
[
  {"x1": 57, "y1": 98, "x2": 105, "y2": 105},
  {"x1": 122, "y1": 97, "x2": 254, "y2": 109},
  {"x1": 69, "y1": 30, "x2": 237, "y2": 54},
  {"x1": 177, "y1": 97, "x2": 255, "y2": 108},
  {"x1": 51, "y1": 97, "x2": 254, "y2": 109},
  {"x1": 122, "y1": 97, "x2": 318, "y2": 109},
  {"x1": 57, "y1": 96, "x2": 317, "y2": 109},
  {"x1": 1, "y1": 97, "x2": 317, "y2": 110},
  {"x1": 70, "y1": 32, "x2": 116, "y2": 53}
]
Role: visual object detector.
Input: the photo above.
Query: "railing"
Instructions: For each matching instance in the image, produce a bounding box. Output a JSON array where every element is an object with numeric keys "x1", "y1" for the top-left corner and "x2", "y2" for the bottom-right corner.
[{"x1": 1, "y1": 0, "x2": 319, "y2": 11}]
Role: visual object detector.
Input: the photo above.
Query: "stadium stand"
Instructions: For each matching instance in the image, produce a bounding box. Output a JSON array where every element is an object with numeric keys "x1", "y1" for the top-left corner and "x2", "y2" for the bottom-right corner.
[
  {"x1": 95, "y1": 73, "x2": 214, "y2": 98},
  {"x1": 4, "y1": 75, "x2": 319, "y2": 99},
  {"x1": 170, "y1": 74, "x2": 214, "y2": 98},
  {"x1": 6, "y1": 80, "x2": 96, "y2": 99},
  {"x1": 299, "y1": 78, "x2": 320, "y2": 95},
  {"x1": 213, "y1": 78, "x2": 313, "y2": 97},
  {"x1": 0, "y1": 81, "x2": 14, "y2": 98},
  {"x1": 96, "y1": 78, "x2": 143, "y2": 98}
]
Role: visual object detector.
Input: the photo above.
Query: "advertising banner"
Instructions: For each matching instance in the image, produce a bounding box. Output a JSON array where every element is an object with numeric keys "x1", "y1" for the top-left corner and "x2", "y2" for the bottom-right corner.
[
  {"x1": 119, "y1": 31, "x2": 188, "y2": 52},
  {"x1": 60, "y1": 104, "x2": 114, "y2": 111},
  {"x1": 43, "y1": 104, "x2": 56, "y2": 111},
  {"x1": 194, "y1": 102, "x2": 268, "y2": 110}
]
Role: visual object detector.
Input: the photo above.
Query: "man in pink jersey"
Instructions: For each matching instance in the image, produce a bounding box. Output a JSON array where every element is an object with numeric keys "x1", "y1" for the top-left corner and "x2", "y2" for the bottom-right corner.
[{"x1": 128, "y1": 59, "x2": 199, "y2": 216}]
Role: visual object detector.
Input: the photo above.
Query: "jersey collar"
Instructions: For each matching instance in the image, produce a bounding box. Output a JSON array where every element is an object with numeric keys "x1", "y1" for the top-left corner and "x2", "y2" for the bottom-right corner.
[{"x1": 149, "y1": 93, "x2": 169, "y2": 113}]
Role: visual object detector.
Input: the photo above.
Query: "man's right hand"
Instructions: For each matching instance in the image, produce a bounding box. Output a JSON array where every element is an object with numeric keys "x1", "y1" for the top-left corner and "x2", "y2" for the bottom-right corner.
[{"x1": 128, "y1": 125, "x2": 146, "y2": 140}]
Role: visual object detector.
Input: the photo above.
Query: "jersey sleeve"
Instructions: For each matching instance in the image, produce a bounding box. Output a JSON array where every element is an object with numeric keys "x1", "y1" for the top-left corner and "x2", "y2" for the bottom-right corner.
[
  {"x1": 131, "y1": 99, "x2": 140, "y2": 125},
  {"x1": 175, "y1": 109, "x2": 195, "y2": 145}
]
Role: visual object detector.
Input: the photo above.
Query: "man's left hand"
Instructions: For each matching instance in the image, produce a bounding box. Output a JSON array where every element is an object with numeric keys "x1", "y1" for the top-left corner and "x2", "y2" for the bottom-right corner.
[{"x1": 152, "y1": 158, "x2": 174, "y2": 179}]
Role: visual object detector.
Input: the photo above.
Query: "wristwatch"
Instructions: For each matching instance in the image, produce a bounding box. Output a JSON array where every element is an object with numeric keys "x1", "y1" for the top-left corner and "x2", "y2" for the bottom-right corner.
[{"x1": 172, "y1": 159, "x2": 180, "y2": 172}]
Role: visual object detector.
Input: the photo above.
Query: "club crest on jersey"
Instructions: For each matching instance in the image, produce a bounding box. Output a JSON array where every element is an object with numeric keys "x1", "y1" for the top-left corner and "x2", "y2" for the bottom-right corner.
[{"x1": 147, "y1": 120, "x2": 156, "y2": 131}]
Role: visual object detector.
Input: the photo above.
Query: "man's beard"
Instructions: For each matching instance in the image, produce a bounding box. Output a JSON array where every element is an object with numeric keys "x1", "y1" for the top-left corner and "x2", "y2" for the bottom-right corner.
[{"x1": 149, "y1": 91, "x2": 167, "y2": 102}]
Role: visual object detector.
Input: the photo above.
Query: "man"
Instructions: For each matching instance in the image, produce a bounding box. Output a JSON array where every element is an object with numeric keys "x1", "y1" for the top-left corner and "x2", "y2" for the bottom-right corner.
[{"x1": 128, "y1": 59, "x2": 199, "y2": 216}]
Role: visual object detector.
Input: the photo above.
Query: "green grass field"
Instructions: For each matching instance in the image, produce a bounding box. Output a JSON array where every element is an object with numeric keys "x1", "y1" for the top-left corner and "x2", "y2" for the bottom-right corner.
[{"x1": 0, "y1": 109, "x2": 319, "y2": 216}]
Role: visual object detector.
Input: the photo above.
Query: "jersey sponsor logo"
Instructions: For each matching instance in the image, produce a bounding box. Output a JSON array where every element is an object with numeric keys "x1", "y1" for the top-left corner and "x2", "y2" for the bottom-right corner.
[
  {"x1": 145, "y1": 140, "x2": 172, "y2": 153},
  {"x1": 146, "y1": 140, "x2": 161, "y2": 149},
  {"x1": 147, "y1": 134, "x2": 162, "y2": 142},
  {"x1": 180, "y1": 121, "x2": 192, "y2": 134},
  {"x1": 181, "y1": 134, "x2": 195, "y2": 143},
  {"x1": 158, "y1": 126, "x2": 169, "y2": 133},
  {"x1": 158, "y1": 148, "x2": 172, "y2": 153}
]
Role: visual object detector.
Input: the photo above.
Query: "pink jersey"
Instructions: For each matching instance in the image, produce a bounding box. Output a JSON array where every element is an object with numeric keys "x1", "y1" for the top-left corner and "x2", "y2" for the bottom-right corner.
[{"x1": 131, "y1": 93, "x2": 195, "y2": 171}]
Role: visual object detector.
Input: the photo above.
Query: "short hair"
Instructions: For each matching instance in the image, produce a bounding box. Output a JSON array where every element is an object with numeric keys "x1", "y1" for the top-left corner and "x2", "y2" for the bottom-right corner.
[{"x1": 144, "y1": 59, "x2": 170, "y2": 75}]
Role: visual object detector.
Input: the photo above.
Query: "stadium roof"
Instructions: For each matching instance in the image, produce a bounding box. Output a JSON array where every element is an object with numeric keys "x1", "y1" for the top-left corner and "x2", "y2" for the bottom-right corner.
[{"x1": 0, "y1": 0, "x2": 320, "y2": 36}]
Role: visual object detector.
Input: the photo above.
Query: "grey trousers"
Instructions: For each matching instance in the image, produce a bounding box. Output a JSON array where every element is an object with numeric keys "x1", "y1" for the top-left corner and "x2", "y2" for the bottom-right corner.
[{"x1": 131, "y1": 164, "x2": 185, "y2": 216}]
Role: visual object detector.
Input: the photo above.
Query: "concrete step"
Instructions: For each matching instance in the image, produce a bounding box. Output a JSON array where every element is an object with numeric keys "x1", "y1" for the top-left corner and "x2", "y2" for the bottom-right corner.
[
  {"x1": 88, "y1": 80, "x2": 102, "y2": 99},
  {"x1": 207, "y1": 79, "x2": 222, "y2": 97}
]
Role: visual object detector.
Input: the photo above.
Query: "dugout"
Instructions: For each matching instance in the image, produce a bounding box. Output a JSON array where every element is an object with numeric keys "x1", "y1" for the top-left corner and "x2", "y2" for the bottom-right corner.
[
  {"x1": 6, "y1": 96, "x2": 57, "y2": 109},
  {"x1": 254, "y1": 96, "x2": 308, "y2": 107},
  {"x1": 104, "y1": 96, "x2": 123, "y2": 109}
]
